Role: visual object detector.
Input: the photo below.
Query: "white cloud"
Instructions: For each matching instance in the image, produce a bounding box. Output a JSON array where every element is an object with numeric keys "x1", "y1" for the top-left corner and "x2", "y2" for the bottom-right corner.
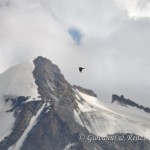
[
  {"x1": 0, "y1": 0, "x2": 150, "y2": 106},
  {"x1": 114, "y1": 0, "x2": 150, "y2": 18},
  {"x1": 0, "y1": 1, "x2": 76, "y2": 71}
]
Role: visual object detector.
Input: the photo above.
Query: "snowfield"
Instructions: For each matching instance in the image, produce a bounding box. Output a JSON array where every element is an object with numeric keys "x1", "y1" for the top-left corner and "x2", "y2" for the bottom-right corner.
[
  {"x1": 0, "y1": 61, "x2": 40, "y2": 142},
  {"x1": 0, "y1": 61, "x2": 39, "y2": 102},
  {"x1": 74, "y1": 90, "x2": 150, "y2": 140}
]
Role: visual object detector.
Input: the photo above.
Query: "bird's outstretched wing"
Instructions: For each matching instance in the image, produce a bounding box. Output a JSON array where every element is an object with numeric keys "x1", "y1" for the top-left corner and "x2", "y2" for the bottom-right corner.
[{"x1": 79, "y1": 67, "x2": 85, "y2": 72}]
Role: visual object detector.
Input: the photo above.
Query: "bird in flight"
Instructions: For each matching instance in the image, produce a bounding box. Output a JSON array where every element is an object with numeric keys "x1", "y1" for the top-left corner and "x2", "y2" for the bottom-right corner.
[{"x1": 79, "y1": 67, "x2": 85, "y2": 72}]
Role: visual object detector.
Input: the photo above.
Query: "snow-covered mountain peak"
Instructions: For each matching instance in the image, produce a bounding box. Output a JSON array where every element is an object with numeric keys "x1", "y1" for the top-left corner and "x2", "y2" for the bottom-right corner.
[
  {"x1": 0, "y1": 56, "x2": 150, "y2": 150},
  {"x1": 0, "y1": 61, "x2": 39, "y2": 103}
]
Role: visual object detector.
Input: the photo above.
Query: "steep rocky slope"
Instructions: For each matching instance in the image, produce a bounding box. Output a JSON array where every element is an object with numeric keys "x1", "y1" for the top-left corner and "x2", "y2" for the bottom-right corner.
[{"x1": 0, "y1": 56, "x2": 149, "y2": 150}]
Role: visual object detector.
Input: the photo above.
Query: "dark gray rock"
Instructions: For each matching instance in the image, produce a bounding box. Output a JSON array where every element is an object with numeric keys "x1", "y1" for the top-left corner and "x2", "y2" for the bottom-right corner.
[
  {"x1": 0, "y1": 56, "x2": 150, "y2": 150},
  {"x1": 0, "y1": 97, "x2": 42, "y2": 150},
  {"x1": 112, "y1": 94, "x2": 150, "y2": 113},
  {"x1": 73, "y1": 85, "x2": 97, "y2": 98}
]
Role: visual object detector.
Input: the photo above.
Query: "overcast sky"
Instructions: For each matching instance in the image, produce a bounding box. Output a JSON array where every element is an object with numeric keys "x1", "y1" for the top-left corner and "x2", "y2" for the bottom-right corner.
[{"x1": 0, "y1": 0, "x2": 150, "y2": 106}]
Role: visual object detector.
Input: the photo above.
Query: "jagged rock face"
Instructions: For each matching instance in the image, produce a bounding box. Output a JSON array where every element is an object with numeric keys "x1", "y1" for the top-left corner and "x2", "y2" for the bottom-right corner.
[
  {"x1": 0, "y1": 98, "x2": 43, "y2": 150},
  {"x1": 112, "y1": 94, "x2": 150, "y2": 113},
  {"x1": 33, "y1": 56, "x2": 73, "y2": 102},
  {"x1": 21, "y1": 56, "x2": 92, "y2": 150},
  {"x1": 0, "y1": 56, "x2": 150, "y2": 150}
]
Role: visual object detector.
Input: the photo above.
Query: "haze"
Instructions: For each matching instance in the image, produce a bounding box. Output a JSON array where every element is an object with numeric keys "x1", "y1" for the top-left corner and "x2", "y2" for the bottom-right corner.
[{"x1": 0, "y1": 0, "x2": 150, "y2": 106}]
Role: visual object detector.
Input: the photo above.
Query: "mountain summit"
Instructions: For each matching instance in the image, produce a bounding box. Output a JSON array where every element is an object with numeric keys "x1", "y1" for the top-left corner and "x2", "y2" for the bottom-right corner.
[{"x1": 0, "y1": 56, "x2": 150, "y2": 150}]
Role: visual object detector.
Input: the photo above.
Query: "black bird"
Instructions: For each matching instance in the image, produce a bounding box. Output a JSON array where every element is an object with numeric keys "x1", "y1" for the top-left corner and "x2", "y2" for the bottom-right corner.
[{"x1": 79, "y1": 67, "x2": 85, "y2": 72}]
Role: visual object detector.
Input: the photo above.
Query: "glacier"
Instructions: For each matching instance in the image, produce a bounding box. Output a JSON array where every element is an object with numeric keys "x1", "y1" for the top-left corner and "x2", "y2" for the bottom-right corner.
[{"x1": 74, "y1": 89, "x2": 150, "y2": 140}]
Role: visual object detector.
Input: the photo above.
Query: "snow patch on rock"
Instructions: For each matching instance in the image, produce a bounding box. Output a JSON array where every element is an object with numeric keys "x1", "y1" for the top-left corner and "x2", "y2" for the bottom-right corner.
[
  {"x1": 8, "y1": 103, "x2": 45, "y2": 150},
  {"x1": 0, "y1": 100, "x2": 15, "y2": 142},
  {"x1": 63, "y1": 143, "x2": 76, "y2": 150}
]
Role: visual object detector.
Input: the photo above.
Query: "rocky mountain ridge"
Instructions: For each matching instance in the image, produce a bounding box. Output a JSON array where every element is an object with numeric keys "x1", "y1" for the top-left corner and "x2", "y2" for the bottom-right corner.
[
  {"x1": 112, "y1": 94, "x2": 150, "y2": 113},
  {"x1": 0, "y1": 56, "x2": 149, "y2": 150}
]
